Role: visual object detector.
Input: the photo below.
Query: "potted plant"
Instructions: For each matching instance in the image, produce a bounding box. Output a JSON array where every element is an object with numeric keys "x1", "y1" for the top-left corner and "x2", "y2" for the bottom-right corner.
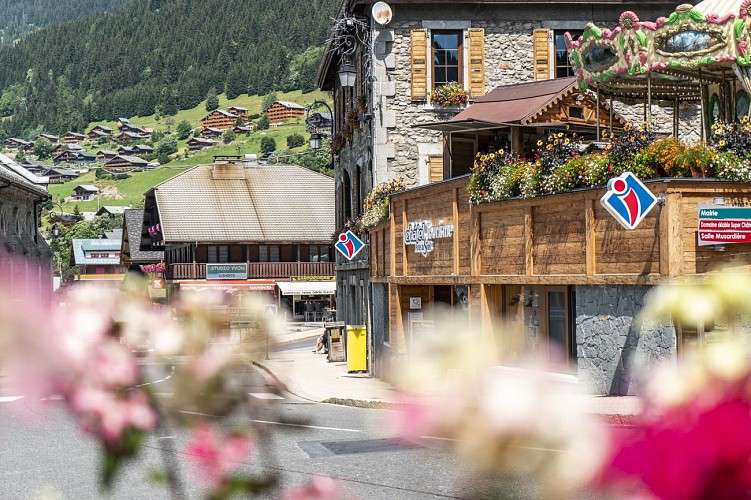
[{"x1": 429, "y1": 82, "x2": 468, "y2": 107}]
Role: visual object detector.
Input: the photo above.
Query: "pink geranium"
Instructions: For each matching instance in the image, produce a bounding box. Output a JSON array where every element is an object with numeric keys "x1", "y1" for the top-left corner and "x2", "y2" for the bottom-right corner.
[
  {"x1": 283, "y1": 475, "x2": 342, "y2": 500},
  {"x1": 185, "y1": 423, "x2": 252, "y2": 487}
]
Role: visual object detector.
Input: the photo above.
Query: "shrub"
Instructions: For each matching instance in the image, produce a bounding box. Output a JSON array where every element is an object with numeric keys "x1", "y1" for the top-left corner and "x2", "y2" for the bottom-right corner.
[
  {"x1": 536, "y1": 132, "x2": 580, "y2": 176},
  {"x1": 709, "y1": 117, "x2": 751, "y2": 158},
  {"x1": 286, "y1": 133, "x2": 305, "y2": 149},
  {"x1": 260, "y1": 136, "x2": 276, "y2": 154},
  {"x1": 429, "y1": 82, "x2": 468, "y2": 107},
  {"x1": 468, "y1": 149, "x2": 519, "y2": 204},
  {"x1": 606, "y1": 122, "x2": 656, "y2": 169},
  {"x1": 712, "y1": 152, "x2": 751, "y2": 181},
  {"x1": 362, "y1": 177, "x2": 406, "y2": 228},
  {"x1": 541, "y1": 155, "x2": 590, "y2": 194}
]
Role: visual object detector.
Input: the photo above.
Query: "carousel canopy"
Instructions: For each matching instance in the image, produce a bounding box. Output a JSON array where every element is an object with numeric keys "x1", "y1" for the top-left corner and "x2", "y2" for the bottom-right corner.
[{"x1": 566, "y1": 0, "x2": 751, "y2": 102}]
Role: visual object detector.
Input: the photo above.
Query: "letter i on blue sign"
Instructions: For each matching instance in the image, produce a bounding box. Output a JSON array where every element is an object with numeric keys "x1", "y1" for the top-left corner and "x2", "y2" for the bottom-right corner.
[
  {"x1": 335, "y1": 231, "x2": 365, "y2": 260},
  {"x1": 600, "y1": 172, "x2": 658, "y2": 230}
]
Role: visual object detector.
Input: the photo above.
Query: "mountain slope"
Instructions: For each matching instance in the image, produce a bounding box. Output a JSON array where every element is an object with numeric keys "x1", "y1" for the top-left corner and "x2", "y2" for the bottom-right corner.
[
  {"x1": 0, "y1": 0, "x2": 131, "y2": 44},
  {"x1": 0, "y1": 0, "x2": 338, "y2": 137}
]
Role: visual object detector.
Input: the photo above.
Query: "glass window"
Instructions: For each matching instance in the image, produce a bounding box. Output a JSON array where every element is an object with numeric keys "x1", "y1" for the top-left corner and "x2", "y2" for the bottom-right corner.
[
  {"x1": 208, "y1": 246, "x2": 218, "y2": 263},
  {"x1": 736, "y1": 91, "x2": 750, "y2": 121},
  {"x1": 259, "y1": 245, "x2": 268, "y2": 262},
  {"x1": 269, "y1": 245, "x2": 280, "y2": 262},
  {"x1": 432, "y1": 31, "x2": 462, "y2": 88},
  {"x1": 554, "y1": 30, "x2": 582, "y2": 78},
  {"x1": 318, "y1": 246, "x2": 330, "y2": 262},
  {"x1": 219, "y1": 245, "x2": 229, "y2": 263}
]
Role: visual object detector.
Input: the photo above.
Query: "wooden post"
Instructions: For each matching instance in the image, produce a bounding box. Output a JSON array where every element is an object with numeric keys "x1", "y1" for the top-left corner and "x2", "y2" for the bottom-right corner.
[
  {"x1": 390, "y1": 202, "x2": 397, "y2": 277},
  {"x1": 524, "y1": 206, "x2": 534, "y2": 276},
  {"x1": 659, "y1": 192, "x2": 684, "y2": 277},
  {"x1": 585, "y1": 199, "x2": 596, "y2": 276},
  {"x1": 453, "y1": 187, "x2": 460, "y2": 275},
  {"x1": 470, "y1": 204, "x2": 481, "y2": 276},
  {"x1": 401, "y1": 199, "x2": 408, "y2": 277}
]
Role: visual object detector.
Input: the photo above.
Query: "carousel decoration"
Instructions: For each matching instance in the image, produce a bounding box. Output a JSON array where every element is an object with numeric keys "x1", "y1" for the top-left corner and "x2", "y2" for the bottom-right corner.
[{"x1": 566, "y1": 0, "x2": 751, "y2": 137}]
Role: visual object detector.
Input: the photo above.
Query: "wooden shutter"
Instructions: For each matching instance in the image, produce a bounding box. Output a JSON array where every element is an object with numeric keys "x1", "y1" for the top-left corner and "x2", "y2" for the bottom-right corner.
[
  {"x1": 467, "y1": 28, "x2": 485, "y2": 98},
  {"x1": 428, "y1": 155, "x2": 443, "y2": 183},
  {"x1": 533, "y1": 29, "x2": 553, "y2": 81},
  {"x1": 410, "y1": 29, "x2": 428, "y2": 101}
]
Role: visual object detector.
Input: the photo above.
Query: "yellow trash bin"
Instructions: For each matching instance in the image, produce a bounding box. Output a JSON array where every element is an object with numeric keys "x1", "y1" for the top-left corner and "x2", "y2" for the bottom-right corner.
[{"x1": 346, "y1": 325, "x2": 367, "y2": 372}]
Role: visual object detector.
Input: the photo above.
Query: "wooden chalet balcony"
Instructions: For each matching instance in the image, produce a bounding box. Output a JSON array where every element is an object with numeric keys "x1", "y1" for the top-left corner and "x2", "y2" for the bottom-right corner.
[{"x1": 170, "y1": 261, "x2": 334, "y2": 280}]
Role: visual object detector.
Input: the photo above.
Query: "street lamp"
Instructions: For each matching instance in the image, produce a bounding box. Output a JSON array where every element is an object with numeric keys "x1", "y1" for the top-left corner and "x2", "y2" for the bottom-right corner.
[
  {"x1": 305, "y1": 100, "x2": 334, "y2": 151},
  {"x1": 338, "y1": 61, "x2": 357, "y2": 88}
]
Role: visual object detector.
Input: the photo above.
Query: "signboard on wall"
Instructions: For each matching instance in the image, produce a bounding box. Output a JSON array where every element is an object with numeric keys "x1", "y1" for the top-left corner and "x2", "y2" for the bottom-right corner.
[
  {"x1": 206, "y1": 264, "x2": 248, "y2": 279},
  {"x1": 404, "y1": 219, "x2": 454, "y2": 256},
  {"x1": 698, "y1": 204, "x2": 751, "y2": 246}
]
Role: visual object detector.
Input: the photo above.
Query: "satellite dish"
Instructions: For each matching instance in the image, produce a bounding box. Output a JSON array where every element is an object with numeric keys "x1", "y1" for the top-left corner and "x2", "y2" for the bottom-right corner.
[{"x1": 372, "y1": 2, "x2": 392, "y2": 26}]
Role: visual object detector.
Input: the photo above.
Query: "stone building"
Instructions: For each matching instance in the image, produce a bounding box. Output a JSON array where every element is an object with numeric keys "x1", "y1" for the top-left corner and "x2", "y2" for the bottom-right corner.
[
  {"x1": 0, "y1": 154, "x2": 52, "y2": 292},
  {"x1": 316, "y1": 0, "x2": 678, "y2": 376}
]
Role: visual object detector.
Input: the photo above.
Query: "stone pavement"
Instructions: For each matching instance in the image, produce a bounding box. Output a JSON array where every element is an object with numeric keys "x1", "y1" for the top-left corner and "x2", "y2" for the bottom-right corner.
[{"x1": 253, "y1": 323, "x2": 643, "y2": 422}]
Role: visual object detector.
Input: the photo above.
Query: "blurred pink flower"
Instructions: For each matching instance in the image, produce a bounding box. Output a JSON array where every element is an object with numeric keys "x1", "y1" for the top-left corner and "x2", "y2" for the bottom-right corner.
[
  {"x1": 600, "y1": 395, "x2": 751, "y2": 499},
  {"x1": 283, "y1": 475, "x2": 342, "y2": 500},
  {"x1": 185, "y1": 423, "x2": 252, "y2": 487},
  {"x1": 93, "y1": 340, "x2": 139, "y2": 387},
  {"x1": 190, "y1": 343, "x2": 233, "y2": 381}
]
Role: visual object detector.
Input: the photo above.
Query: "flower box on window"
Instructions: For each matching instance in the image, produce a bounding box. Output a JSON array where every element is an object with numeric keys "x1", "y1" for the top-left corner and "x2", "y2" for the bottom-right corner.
[{"x1": 428, "y1": 82, "x2": 468, "y2": 108}]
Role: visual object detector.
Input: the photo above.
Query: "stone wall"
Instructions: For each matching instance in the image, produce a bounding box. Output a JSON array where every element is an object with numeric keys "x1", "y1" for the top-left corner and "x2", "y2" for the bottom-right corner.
[
  {"x1": 575, "y1": 285, "x2": 676, "y2": 395},
  {"x1": 377, "y1": 15, "x2": 696, "y2": 190}
]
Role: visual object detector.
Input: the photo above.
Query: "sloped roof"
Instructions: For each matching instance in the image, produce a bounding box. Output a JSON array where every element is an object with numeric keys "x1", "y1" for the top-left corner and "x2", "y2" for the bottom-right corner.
[
  {"x1": 0, "y1": 154, "x2": 49, "y2": 196},
  {"x1": 44, "y1": 167, "x2": 78, "y2": 176},
  {"x1": 273, "y1": 100, "x2": 304, "y2": 110},
  {"x1": 72, "y1": 238, "x2": 121, "y2": 265},
  {"x1": 151, "y1": 163, "x2": 334, "y2": 243},
  {"x1": 76, "y1": 184, "x2": 99, "y2": 192},
  {"x1": 97, "y1": 206, "x2": 127, "y2": 215},
  {"x1": 123, "y1": 209, "x2": 164, "y2": 263},
  {"x1": 418, "y1": 77, "x2": 624, "y2": 132}
]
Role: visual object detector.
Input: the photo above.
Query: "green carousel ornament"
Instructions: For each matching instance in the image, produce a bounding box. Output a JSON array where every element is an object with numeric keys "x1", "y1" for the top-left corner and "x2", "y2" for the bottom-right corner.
[{"x1": 566, "y1": 0, "x2": 751, "y2": 135}]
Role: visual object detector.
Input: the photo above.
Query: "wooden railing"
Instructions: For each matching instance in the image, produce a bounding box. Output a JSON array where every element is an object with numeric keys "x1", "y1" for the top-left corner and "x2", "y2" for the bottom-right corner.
[{"x1": 169, "y1": 261, "x2": 334, "y2": 280}]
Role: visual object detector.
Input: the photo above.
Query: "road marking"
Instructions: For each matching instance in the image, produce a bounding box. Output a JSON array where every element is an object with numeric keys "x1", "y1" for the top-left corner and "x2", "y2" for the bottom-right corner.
[
  {"x1": 249, "y1": 392, "x2": 285, "y2": 400},
  {"x1": 0, "y1": 396, "x2": 23, "y2": 402},
  {"x1": 40, "y1": 395, "x2": 65, "y2": 401},
  {"x1": 249, "y1": 419, "x2": 363, "y2": 433}
]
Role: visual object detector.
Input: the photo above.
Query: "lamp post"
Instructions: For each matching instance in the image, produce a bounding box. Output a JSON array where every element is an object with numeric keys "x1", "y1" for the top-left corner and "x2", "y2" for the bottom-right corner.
[{"x1": 305, "y1": 100, "x2": 335, "y2": 158}]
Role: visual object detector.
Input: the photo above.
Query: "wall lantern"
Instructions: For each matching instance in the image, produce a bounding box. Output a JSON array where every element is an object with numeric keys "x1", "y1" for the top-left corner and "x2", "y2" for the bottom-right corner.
[
  {"x1": 309, "y1": 132, "x2": 323, "y2": 150},
  {"x1": 338, "y1": 62, "x2": 357, "y2": 88}
]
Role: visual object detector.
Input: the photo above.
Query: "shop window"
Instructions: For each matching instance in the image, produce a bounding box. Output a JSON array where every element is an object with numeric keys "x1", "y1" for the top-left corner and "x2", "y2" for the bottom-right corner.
[
  {"x1": 503, "y1": 285, "x2": 574, "y2": 364},
  {"x1": 450, "y1": 138, "x2": 476, "y2": 178}
]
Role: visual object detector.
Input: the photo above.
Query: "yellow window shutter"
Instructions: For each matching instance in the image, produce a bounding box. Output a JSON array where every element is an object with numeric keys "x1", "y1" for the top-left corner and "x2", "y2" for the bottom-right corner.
[
  {"x1": 468, "y1": 28, "x2": 485, "y2": 98},
  {"x1": 533, "y1": 29, "x2": 553, "y2": 81},
  {"x1": 428, "y1": 155, "x2": 443, "y2": 183},
  {"x1": 410, "y1": 29, "x2": 428, "y2": 101}
]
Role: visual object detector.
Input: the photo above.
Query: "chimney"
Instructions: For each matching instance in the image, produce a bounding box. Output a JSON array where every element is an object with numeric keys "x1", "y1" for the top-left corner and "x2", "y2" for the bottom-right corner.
[{"x1": 211, "y1": 155, "x2": 246, "y2": 180}]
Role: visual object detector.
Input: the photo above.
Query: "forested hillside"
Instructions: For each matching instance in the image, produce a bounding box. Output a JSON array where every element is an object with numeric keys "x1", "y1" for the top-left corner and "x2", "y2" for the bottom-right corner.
[
  {"x1": 0, "y1": 0, "x2": 337, "y2": 138},
  {"x1": 0, "y1": 0, "x2": 131, "y2": 44}
]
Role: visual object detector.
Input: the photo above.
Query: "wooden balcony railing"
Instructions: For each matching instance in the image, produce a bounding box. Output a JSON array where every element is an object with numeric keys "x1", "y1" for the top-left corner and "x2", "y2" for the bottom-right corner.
[{"x1": 169, "y1": 261, "x2": 335, "y2": 280}]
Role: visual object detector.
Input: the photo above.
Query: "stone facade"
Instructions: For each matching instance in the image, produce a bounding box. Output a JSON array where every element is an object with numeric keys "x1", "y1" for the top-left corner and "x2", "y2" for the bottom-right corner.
[
  {"x1": 576, "y1": 285, "x2": 677, "y2": 396},
  {"x1": 370, "y1": 2, "x2": 678, "y2": 189}
]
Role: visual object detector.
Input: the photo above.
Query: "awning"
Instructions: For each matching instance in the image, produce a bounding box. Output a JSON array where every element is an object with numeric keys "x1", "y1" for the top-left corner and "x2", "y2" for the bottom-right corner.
[
  {"x1": 277, "y1": 280, "x2": 337, "y2": 296},
  {"x1": 177, "y1": 280, "x2": 276, "y2": 292}
]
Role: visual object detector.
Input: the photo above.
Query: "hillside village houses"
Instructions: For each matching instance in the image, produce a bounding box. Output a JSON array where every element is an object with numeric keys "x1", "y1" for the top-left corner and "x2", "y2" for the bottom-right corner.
[
  {"x1": 200, "y1": 109, "x2": 241, "y2": 130},
  {"x1": 264, "y1": 100, "x2": 305, "y2": 124},
  {"x1": 62, "y1": 131, "x2": 85, "y2": 144},
  {"x1": 316, "y1": 0, "x2": 679, "y2": 381}
]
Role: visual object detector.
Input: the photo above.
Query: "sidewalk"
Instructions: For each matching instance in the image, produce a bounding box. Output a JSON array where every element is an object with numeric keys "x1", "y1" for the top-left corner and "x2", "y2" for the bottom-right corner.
[{"x1": 254, "y1": 324, "x2": 642, "y2": 422}]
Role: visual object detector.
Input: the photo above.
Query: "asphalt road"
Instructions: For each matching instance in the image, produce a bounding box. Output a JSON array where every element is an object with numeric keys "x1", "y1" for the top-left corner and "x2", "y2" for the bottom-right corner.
[{"x1": 1, "y1": 359, "x2": 534, "y2": 499}]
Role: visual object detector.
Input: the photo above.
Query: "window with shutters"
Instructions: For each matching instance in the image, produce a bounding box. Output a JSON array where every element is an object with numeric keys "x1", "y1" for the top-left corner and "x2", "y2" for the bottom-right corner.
[
  {"x1": 411, "y1": 28, "x2": 485, "y2": 101},
  {"x1": 432, "y1": 31, "x2": 462, "y2": 88},
  {"x1": 554, "y1": 30, "x2": 582, "y2": 78},
  {"x1": 428, "y1": 155, "x2": 444, "y2": 183}
]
